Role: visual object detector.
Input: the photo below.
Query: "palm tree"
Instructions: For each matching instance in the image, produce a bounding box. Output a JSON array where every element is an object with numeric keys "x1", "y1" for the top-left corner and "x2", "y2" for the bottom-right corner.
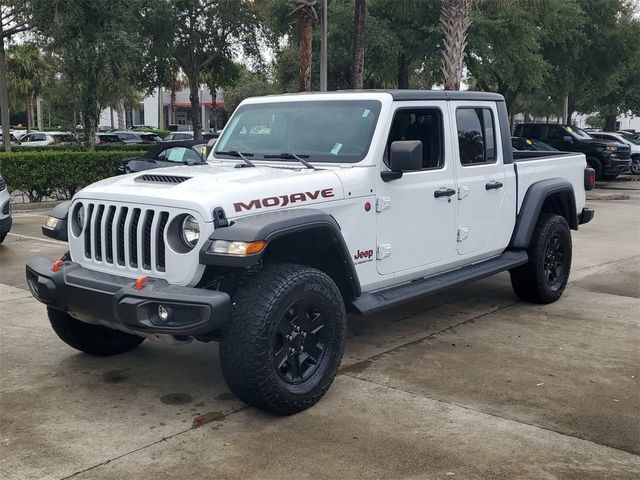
[
  {"x1": 440, "y1": 0, "x2": 472, "y2": 91},
  {"x1": 6, "y1": 43, "x2": 50, "y2": 131},
  {"x1": 288, "y1": 0, "x2": 318, "y2": 92}
]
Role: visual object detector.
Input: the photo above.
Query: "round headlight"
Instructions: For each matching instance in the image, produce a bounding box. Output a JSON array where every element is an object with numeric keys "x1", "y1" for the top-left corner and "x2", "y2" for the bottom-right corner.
[
  {"x1": 181, "y1": 215, "x2": 200, "y2": 248},
  {"x1": 71, "y1": 203, "x2": 85, "y2": 236}
]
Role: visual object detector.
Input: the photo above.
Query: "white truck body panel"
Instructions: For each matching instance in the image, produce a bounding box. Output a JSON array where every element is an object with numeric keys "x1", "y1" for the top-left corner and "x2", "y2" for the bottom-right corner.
[{"x1": 67, "y1": 91, "x2": 589, "y2": 292}]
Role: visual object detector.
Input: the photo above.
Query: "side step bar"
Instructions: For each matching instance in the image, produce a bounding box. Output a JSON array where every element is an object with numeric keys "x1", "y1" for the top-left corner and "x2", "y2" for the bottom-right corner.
[{"x1": 352, "y1": 250, "x2": 528, "y2": 315}]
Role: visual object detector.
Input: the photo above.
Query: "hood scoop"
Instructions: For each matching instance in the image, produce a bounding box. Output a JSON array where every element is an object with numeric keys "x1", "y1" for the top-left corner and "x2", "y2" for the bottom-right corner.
[{"x1": 136, "y1": 174, "x2": 192, "y2": 185}]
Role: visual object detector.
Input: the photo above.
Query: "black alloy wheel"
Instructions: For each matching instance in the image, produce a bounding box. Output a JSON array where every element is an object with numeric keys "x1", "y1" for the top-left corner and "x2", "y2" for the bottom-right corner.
[
  {"x1": 273, "y1": 299, "x2": 330, "y2": 384},
  {"x1": 543, "y1": 233, "x2": 567, "y2": 289}
]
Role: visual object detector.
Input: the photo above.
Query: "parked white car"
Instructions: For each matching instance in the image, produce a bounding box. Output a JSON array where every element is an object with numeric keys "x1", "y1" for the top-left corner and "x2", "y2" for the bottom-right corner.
[
  {"x1": 0, "y1": 175, "x2": 11, "y2": 244},
  {"x1": 18, "y1": 131, "x2": 76, "y2": 146}
]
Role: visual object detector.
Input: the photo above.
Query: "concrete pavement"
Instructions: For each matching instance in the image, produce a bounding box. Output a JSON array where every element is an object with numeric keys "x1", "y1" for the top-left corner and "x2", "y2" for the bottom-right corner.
[{"x1": 0, "y1": 182, "x2": 638, "y2": 479}]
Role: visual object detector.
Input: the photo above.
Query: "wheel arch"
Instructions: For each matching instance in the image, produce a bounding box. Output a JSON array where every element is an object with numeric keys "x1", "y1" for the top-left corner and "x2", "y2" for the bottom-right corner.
[
  {"x1": 510, "y1": 178, "x2": 577, "y2": 249},
  {"x1": 199, "y1": 208, "x2": 361, "y2": 301}
]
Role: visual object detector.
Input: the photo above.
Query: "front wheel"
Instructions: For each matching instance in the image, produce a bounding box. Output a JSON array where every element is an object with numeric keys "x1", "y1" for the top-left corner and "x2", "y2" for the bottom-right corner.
[
  {"x1": 48, "y1": 307, "x2": 145, "y2": 356},
  {"x1": 219, "y1": 263, "x2": 346, "y2": 415},
  {"x1": 510, "y1": 214, "x2": 572, "y2": 304},
  {"x1": 631, "y1": 157, "x2": 640, "y2": 175}
]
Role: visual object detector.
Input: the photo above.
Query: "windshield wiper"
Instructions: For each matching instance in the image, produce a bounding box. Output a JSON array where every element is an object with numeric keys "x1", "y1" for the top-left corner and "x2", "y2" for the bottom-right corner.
[
  {"x1": 215, "y1": 150, "x2": 255, "y2": 167},
  {"x1": 264, "y1": 152, "x2": 317, "y2": 170}
]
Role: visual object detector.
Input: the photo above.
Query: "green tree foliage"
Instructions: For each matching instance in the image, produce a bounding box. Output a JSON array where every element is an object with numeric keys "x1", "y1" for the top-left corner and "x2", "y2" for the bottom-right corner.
[
  {"x1": 31, "y1": 0, "x2": 150, "y2": 146},
  {"x1": 5, "y1": 42, "x2": 51, "y2": 130},
  {"x1": 149, "y1": 0, "x2": 262, "y2": 138}
]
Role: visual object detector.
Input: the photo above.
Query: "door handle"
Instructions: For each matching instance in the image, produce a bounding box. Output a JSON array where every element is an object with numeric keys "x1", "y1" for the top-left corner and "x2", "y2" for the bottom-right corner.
[
  {"x1": 434, "y1": 187, "x2": 456, "y2": 198},
  {"x1": 485, "y1": 181, "x2": 504, "y2": 190}
]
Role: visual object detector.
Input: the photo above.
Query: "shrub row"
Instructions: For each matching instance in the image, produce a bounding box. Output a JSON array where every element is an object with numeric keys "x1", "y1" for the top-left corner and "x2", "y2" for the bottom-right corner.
[
  {"x1": 12, "y1": 144, "x2": 152, "y2": 152},
  {"x1": 0, "y1": 150, "x2": 144, "y2": 202}
]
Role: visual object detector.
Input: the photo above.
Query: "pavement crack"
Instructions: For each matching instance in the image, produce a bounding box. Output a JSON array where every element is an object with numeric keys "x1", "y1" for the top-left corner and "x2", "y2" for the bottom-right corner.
[
  {"x1": 59, "y1": 405, "x2": 249, "y2": 479},
  {"x1": 342, "y1": 373, "x2": 640, "y2": 457}
]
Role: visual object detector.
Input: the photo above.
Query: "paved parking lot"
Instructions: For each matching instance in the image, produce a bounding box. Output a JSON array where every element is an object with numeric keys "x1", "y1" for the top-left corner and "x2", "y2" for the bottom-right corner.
[{"x1": 1, "y1": 180, "x2": 639, "y2": 479}]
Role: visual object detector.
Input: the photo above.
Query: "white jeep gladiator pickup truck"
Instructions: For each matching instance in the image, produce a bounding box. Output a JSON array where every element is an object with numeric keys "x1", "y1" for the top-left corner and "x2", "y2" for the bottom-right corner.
[{"x1": 27, "y1": 90, "x2": 595, "y2": 415}]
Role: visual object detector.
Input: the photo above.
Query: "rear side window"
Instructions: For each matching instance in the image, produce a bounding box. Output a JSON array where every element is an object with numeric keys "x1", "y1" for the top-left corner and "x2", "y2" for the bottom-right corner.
[
  {"x1": 456, "y1": 108, "x2": 496, "y2": 165},
  {"x1": 386, "y1": 108, "x2": 444, "y2": 169}
]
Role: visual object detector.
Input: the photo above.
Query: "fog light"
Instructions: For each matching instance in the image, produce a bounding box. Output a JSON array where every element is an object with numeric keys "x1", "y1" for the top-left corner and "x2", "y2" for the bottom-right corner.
[{"x1": 158, "y1": 305, "x2": 170, "y2": 322}]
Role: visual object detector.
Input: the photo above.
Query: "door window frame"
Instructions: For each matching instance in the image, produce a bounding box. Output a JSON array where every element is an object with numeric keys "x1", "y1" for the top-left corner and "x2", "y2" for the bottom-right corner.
[
  {"x1": 454, "y1": 106, "x2": 498, "y2": 167},
  {"x1": 384, "y1": 106, "x2": 446, "y2": 171}
]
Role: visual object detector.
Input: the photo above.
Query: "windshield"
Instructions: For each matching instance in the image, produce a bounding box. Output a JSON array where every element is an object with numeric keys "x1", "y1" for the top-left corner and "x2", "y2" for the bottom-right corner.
[
  {"x1": 618, "y1": 132, "x2": 640, "y2": 145},
  {"x1": 564, "y1": 125, "x2": 593, "y2": 140},
  {"x1": 214, "y1": 100, "x2": 382, "y2": 163}
]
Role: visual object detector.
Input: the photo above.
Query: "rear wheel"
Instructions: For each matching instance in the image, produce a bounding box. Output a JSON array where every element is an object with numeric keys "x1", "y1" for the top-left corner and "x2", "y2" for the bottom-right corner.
[
  {"x1": 48, "y1": 307, "x2": 145, "y2": 356},
  {"x1": 510, "y1": 214, "x2": 572, "y2": 304},
  {"x1": 219, "y1": 263, "x2": 346, "y2": 415}
]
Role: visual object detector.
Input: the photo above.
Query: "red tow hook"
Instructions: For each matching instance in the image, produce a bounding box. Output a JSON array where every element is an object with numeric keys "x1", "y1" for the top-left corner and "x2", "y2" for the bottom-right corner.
[
  {"x1": 134, "y1": 275, "x2": 149, "y2": 290},
  {"x1": 52, "y1": 260, "x2": 64, "y2": 272}
]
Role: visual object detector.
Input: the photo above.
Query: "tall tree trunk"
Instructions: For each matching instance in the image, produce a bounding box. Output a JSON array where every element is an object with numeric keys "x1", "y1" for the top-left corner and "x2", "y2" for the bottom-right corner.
[
  {"x1": 0, "y1": 28, "x2": 11, "y2": 152},
  {"x1": 397, "y1": 53, "x2": 410, "y2": 89},
  {"x1": 170, "y1": 87, "x2": 177, "y2": 125},
  {"x1": 604, "y1": 115, "x2": 617, "y2": 132},
  {"x1": 26, "y1": 97, "x2": 32, "y2": 132},
  {"x1": 351, "y1": 0, "x2": 366, "y2": 89},
  {"x1": 440, "y1": 0, "x2": 471, "y2": 91},
  {"x1": 211, "y1": 87, "x2": 217, "y2": 132},
  {"x1": 299, "y1": 16, "x2": 313, "y2": 92},
  {"x1": 188, "y1": 74, "x2": 201, "y2": 139},
  {"x1": 116, "y1": 99, "x2": 125, "y2": 130}
]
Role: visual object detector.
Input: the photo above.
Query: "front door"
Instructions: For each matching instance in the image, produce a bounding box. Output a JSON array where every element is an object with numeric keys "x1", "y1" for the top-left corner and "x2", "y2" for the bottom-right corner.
[
  {"x1": 376, "y1": 103, "x2": 457, "y2": 276},
  {"x1": 451, "y1": 103, "x2": 513, "y2": 257}
]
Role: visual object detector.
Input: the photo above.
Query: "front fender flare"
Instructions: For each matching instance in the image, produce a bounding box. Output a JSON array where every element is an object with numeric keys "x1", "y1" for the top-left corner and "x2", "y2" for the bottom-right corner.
[{"x1": 200, "y1": 208, "x2": 361, "y2": 296}]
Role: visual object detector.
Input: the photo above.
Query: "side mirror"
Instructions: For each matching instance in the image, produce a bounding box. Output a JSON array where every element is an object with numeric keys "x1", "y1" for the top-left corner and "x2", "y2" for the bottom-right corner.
[
  {"x1": 381, "y1": 140, "x2": 423, "y2": 182},
  {"x1": 42, "y1": 201, "x2": 70, "y2": 242},
  {"x1": 563, "y1": 135, "x2": 573, "y2": 143}
]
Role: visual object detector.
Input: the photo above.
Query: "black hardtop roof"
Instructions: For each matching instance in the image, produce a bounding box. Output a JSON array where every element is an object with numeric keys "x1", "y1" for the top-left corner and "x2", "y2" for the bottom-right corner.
[{"x1": 264, "y1": 89, "x2": 505, "y2": 102}]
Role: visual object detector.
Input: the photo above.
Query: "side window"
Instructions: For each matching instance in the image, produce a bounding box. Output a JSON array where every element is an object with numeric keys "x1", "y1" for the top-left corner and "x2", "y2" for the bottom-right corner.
[
  {"x1": 456, "y1": 108, "x2": 496, "y2": 165},
  {"x1": 386, "y1": 108, "x2": 444, "y2": 169},
  {"x1": 158, "y1": 147, "x2": 201, "y2": 163},
  {"x1": 547, "y1": 126, "x2": 564, "y2": 141}
]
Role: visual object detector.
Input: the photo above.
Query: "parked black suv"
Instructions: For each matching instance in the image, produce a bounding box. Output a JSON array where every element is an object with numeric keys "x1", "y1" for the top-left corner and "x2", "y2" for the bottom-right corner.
[{"x1": 514, "y1": 123, "x2": 631, "y2": 180}]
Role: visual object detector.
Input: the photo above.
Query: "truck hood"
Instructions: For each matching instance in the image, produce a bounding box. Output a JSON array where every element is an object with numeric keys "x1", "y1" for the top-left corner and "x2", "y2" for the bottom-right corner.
[{"x1": 74, "y1": 163, "x2": 345, "y2": 221}]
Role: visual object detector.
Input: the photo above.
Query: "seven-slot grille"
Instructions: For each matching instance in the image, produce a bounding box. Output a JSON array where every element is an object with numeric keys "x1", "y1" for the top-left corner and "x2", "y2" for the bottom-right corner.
[{"x1": 81, "y1": 202, "x2": 170, "y2": 274}]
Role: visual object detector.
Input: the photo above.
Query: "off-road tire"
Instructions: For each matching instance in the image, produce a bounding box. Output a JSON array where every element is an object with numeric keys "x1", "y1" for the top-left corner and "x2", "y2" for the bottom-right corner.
[
  {"x1": 48, "y1": 307, "x2": 144, "y2": 356},
  {"x1": 0, "y1": 232, "x2": 6, "y2": 244},
  {"x1": 510, "y1": 214, "x2": 572, "y2": 304},
  {"x1": 587, "y1": 157, "x2": 603, "y2": 181},
  {"x1": 219, "y1": 263, "x2": 347, "y2": 415}
]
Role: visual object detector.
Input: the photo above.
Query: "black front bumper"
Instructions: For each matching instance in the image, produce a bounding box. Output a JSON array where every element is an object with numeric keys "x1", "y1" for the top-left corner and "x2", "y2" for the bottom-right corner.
[
  {"x1": 26, "y1": 257, "x2": 230, "y2": 337},
  {"x1": 604, "y1": 158, "x2": 632, "y2": 175},
  {"x1": 0, "y1": 216, "x2": 11, "y2": 234}
]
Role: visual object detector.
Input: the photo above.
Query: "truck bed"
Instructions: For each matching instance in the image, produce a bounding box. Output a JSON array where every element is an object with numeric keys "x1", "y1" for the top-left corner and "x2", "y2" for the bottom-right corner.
[{"x1": 513, "y1": 151, "x2": 587, "y2": 215}]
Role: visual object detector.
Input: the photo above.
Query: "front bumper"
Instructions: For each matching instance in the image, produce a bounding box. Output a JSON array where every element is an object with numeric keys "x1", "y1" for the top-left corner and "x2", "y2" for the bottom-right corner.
[
  {"x1": 604, "y1": 158, "x2": 632, "y2": 175},
  {"x1": 578, "y1": 207, "x2": 595, "y2": 225},
  {"x1": 0, "y1": 216, "x2": 12, "y2": 234},
  {"x1": 26, "y1": 257, "x2": 230, "y2": 337}
]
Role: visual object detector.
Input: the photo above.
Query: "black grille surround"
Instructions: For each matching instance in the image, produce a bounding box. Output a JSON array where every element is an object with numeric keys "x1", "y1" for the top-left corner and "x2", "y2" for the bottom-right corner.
[{"x1": 137, "y1": 174, "x2": 191, "y2": 184}]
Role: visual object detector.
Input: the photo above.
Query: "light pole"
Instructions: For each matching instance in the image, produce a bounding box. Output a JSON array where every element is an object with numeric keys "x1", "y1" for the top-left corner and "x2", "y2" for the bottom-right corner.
[{"x1": 320, "y1": 0, "x2": 327, "y2": 92}]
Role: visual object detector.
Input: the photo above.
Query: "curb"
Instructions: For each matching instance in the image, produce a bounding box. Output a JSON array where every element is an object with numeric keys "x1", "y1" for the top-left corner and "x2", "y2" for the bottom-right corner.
[{"x1": 586, "y1": 193, "x2": 630, "y2": 201}]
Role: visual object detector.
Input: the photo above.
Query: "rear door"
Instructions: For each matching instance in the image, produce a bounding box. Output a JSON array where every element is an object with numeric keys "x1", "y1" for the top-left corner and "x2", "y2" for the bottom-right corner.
[{"x1": 450, "y1": 102, "x2": 515, "y2": 258}]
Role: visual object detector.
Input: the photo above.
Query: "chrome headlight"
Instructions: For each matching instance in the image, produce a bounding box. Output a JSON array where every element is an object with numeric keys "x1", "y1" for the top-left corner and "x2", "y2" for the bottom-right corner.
[{"x1": 181, "y1": 215, "x2": 200, "y2": 248}]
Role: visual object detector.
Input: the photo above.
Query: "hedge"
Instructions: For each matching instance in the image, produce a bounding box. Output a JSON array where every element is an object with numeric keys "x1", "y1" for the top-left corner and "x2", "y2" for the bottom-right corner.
[
  {"x1": 12, "y1": 144, "x2": 151, "y2": 153},
  {"x1": 0, "y1": 150, "x2": 144, "y2": 202}
]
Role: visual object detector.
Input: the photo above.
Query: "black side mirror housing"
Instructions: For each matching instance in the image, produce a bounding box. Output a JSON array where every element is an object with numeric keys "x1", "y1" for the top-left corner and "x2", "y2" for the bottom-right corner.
[
  {"x1": 42, "y1": 200, "x2": 70, "y2": 242},
  {"x1": 381, "y1": 140, "x2": 423, "y2": 182},
  {"x1": 563, "y1": 135, "x2": 573, "y2": 143}
]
